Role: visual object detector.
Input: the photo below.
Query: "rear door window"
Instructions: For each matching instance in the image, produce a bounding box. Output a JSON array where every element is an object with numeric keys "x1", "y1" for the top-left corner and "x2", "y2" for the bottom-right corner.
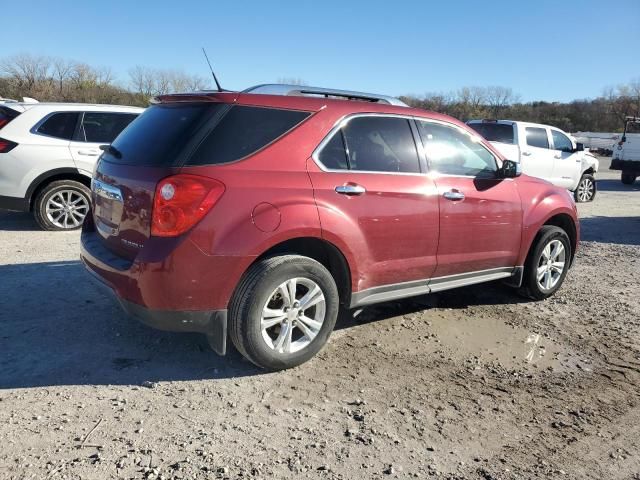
[
  {"x1": 318, "y1": 132, "x2": 349, "y2": 170},
  {"x1": 187, "y1": 106, "x2": 310, "y2": 165},
  {"x1": 36, "y1": 112, "x2": 80, "y2": 140},
  {"x1": 467, "y1": 123, "x2": 514, "y2": 144},
  {"x1": 525, "y1": 127, "x2": 550, "y2": 149},
  {"x1": 103, "y1": 103, "x2": 223, "y2": 166},
  {"x1": 81, "y1": 112, "x2": 138, "y2": 143}
]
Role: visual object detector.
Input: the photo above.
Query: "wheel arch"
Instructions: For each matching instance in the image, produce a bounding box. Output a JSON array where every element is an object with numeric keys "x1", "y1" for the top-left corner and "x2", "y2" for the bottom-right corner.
[
  {"x1": 26, "y1": 168, "x2": 91, "y2": 210},
  {"x1": 252, "y1": 236, "x2": 353, "y2": 306},
  {"x1": 541, "y1": 213, "x2": 578, "y2": 265}
]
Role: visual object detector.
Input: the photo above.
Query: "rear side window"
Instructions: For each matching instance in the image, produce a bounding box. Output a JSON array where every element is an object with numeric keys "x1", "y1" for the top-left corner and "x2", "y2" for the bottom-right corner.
[
  {"x1": 468, "y1": 123, "x2": 514, "y2": 144},
  {"x1": 188, "y1": 106, "x2": 310, "y2": 165},
  {"x1": 525, "y1": 127, "x2": 549, "y2": 149},
  {"x1": 81, "y1": 112, "x2": 138, "y2": 143},
  {"x1": 104, "y1": 103, "x2": 222, "y2": 166},
  {"x1": 551, "y1": 130, "x2": 573, "y2": 153},
  {"x1": 316, "y1": 116, "x2": 420, "y2": 173},
  {"x1": 36, "y1": 112, "x2": 80, "y2": 140},
  {"x1": 342, "y1": 117, "x2": 420, "y2": 173},
  {"x1": 0, "y1": 106, "x2": 20, "y2": 129},
  {"x1": 318, "y1": 132, "x2": 349, "y2": 169}
]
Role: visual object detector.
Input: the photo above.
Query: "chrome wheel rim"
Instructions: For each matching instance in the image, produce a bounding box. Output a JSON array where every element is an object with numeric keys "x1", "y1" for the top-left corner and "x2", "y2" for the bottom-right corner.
[
  {"x1": 45, "y1": 190, "x2": 89, "y2": 229},
  {"x1": 536, "y1": 239, "x2": 566, "y2": 291},
  {"x1": 577, "y1": 178, "x2": 594, "y2": 202},
  {"x1": 261, "y1": 277, "x2": 326, "y2": 354}
]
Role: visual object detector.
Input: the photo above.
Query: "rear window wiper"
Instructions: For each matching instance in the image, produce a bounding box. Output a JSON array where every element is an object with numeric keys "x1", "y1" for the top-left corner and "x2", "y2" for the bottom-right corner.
[{"x1": 99, "y1": 144, "x2": 122, "y2": 159}]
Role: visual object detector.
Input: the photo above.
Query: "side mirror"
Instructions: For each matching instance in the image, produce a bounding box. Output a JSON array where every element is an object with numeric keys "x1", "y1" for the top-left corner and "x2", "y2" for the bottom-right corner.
[
  {"x1": 501, "y1": 159, "x2": 521, "y2": 178},
  {"x1": 574, "y1": 142, "x2": 584, "y2": 152}
]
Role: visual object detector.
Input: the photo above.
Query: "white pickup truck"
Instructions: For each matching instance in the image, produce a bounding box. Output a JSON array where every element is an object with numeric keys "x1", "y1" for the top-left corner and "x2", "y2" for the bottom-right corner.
[
  {"x1": 467, "y1": 119, "x2": 599, "y2": 202},
  {"x1": 610, "y1": 116, "x2": 640, "y2": 185}
]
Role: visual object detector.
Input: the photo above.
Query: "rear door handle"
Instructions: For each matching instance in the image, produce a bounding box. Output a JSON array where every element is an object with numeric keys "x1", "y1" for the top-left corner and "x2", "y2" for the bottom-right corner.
[
  {"x1": 335, "y1": 184, "x2": 366, "y2": 196},
  {"x1": 443, "y1": 190, "x2": 465, "y2": 201},
  {"x1": 554, "y1": 154, "x2": 562, "y2": 159},
  {"x1": 522, "y1": 151, "x2": 532, "y2": 156},
  {"x1": 78, "y1": 150, "x2": 99, "y2": 156}
]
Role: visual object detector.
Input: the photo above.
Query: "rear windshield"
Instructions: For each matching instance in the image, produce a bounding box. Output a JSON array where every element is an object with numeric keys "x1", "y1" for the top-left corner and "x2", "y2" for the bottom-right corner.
[
  {"x1": 102, "y1": 103, "x2": 310, "y2": 167},
  {"x1": 0, "y1": 106, "x2": 20, "y2": 129},
  {"x1": 468, "y1": 123, "x2": 515, "y2": 144},
  {"x1": 103, "y1": 103, "x2": 222, "y2": 166}
]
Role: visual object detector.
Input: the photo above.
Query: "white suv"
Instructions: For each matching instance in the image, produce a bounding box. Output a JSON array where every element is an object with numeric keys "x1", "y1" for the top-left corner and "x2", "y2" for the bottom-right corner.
[
  {"x1": 467, "y1": 119, "x2": 599, "y2": 202},
  {"x1": 0, "y1": 102, "x2": 143, "y2": 230}
]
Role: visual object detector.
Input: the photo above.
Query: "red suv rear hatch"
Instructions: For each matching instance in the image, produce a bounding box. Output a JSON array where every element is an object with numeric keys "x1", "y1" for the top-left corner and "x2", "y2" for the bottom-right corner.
[{"x1": 92, "y1": 101, "x2": 228, "y2": 260}]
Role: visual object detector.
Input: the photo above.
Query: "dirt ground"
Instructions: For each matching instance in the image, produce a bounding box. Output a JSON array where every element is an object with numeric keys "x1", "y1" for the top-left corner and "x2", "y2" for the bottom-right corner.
[{"x1": 1, "y1": 157, "x2": 639, "y2": 480}]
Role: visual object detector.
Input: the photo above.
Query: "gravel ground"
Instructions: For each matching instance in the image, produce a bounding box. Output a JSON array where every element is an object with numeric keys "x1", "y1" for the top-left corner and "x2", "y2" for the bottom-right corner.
[{"x1": 1, "y1": 157, "x2": 639, "y2": 480}]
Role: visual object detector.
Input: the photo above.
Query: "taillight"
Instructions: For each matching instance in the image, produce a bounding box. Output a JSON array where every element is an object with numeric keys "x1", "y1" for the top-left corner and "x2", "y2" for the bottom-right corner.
[
  {"x1": 151, "y1": 174, "x2": 225, "y2": 237},
  {"x1": 0, "y1": 138, "x2": 17, "y2": 153}
]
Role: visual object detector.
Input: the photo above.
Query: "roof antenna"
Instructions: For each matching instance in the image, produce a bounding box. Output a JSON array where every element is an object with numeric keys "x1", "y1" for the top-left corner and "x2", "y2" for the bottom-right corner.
[{"x1": 202, "y1": 47, "x2": 223, "y2": 92}]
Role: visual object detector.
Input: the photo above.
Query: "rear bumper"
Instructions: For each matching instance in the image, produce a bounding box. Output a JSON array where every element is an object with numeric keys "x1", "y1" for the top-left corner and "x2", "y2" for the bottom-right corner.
[
  {"x1": 611, "y1": 159, "x2": 640, "y2": 172},
  {"x1": 79, "y1": 216, "x2": 246, "y2": 355},
  {"x1": 82, "y1": 251, "x2": 228, "y2": 354},
  {"x1": 0, "y1": 194, "x2": 29, "y2": 212}
]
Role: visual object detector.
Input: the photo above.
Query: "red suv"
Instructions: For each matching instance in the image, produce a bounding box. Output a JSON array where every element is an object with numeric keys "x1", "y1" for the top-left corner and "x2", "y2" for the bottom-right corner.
[{"x1": 81, "y1": 84, "x2": 579, "y2": 370}]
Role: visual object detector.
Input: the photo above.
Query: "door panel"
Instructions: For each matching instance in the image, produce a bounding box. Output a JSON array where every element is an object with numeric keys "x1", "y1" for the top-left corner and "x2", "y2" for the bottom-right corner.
[
  {"x1": 308, "y1": 166, "x2": 440, "y2": 291},
  {"x1": 432, "y1": 176, "x2": 522, "y2": 277},
  {"x1": 520, "y1": 126, "x2": 555, "y2": 183},
  {"x1": 550, "y1": 129, "x2": 580, "y2": 189},
  {"x1": 69, "y1": 141, "x2": 101, "y2": 174}
]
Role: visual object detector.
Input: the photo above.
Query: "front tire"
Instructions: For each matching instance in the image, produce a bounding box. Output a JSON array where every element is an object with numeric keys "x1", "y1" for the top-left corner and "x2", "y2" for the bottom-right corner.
[
  {"x1": 574, "y1": 173, "x2": 596, "y2": 202},
  {"x1": 518, "y1": 226, "x2": 571, "y2": 300},
  {"x1": 621, "y1": 173, "x2": 637, "y2": 185},
  {"x1": 33, "y1": 180, "x2": 91, "y2": 231},
  {"x1": 229, "y1": 255, "x2": 339, "y2": 371}
]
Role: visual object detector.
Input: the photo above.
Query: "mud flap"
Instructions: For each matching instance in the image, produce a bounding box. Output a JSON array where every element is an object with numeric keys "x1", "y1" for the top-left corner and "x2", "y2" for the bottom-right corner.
[{"x1": 206, "y1": 310, "x2": 228, "y2": 355}]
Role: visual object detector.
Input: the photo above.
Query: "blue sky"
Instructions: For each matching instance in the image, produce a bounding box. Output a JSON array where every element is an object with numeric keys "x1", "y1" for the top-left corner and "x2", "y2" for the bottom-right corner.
[{"x1": 2, "y1": 0, "x2": 638, "y2": 102}]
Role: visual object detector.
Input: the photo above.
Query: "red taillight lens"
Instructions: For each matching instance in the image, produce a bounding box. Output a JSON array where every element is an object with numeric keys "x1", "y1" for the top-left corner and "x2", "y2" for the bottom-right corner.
[
  {"x1": 151, "y1": 174, "x2": 225, "y2": 237},
  {"x1": 0, "y1": 137, "x2": 17, "y2": 153}
]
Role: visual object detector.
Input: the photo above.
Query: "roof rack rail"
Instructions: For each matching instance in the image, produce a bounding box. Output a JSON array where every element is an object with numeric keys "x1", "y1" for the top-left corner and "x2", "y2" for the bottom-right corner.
[{"x1": 243, "y1": 84, "x2": 408, "y2": 107}]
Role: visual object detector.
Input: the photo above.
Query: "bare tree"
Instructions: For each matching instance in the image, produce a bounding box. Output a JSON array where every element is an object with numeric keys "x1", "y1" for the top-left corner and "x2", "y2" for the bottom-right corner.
[{"x1": 485, "y1": 86, "x2": 519, "y2": 118}]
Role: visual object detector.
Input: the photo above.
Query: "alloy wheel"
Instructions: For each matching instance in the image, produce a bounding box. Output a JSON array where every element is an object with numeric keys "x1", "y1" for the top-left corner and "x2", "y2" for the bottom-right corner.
[
  {"x1": 45, "y1": 190, "x2": 90, "y2": 229},
  {"x1": 577, "y1": 177, "x2": 594, "y2": 202},
  {"x1": 260, "y1": 277, "x2": 326, "y2": 354},
  {"x1": 536, "y1": 239, "x2": 566, "y2": 291}
]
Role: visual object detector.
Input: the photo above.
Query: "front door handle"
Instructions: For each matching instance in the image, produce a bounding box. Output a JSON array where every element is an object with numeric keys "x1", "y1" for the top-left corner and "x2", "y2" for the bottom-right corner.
[
  {"x1": 443, "y1": 190, "x2": 465, "y2": 201},
  {"x1": 335, "y1": 184, "x2": 366, "y2": 196},
  {"x1": 522, "y1": 151, "x2": 532, "y2": 156}
]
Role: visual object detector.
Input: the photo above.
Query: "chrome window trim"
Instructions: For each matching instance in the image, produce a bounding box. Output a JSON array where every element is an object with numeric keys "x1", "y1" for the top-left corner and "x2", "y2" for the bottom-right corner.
[{"x1": 312, "y1": 113, "x2": 502, "y2": 178}]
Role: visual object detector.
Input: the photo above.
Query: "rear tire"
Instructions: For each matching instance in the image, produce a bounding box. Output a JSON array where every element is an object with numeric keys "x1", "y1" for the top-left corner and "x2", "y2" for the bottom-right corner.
[
  {"x1": 518, "y1": 225, "x2": 571, "y2": 300},
  {"x1": 33, "y1": 180, "x2": 91, "y2": 231},
  {"x1": 229, "y1": 255, "x2": 339, "y2": 371},
  {"x1": 574, "y1": 173, "x2": 596, "y2": 202},
  {"x1": 621, "y1": 173, "x2": 637, "y2": 185}
]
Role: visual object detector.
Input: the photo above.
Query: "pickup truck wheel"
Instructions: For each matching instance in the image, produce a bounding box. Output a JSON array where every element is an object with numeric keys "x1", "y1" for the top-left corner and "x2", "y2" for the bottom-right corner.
[
  {"x1": 229, "y1": 255, "x2": 339, "y2": 371},
  {"x1": 574, "y1": 174, "x2": 596, "y2": 202},
  {"x1": 33, "y1": 180, "x2": 91, "y2": 231},
  {"x1": 621, "y1": 173, "x2": 636, "y2": 185},
  {"x1": 518, "y1": 226, "x2": 571, "y2": 300}
]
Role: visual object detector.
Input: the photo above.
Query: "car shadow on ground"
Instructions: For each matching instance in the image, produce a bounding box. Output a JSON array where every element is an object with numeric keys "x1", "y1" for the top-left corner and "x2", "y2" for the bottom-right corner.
[
  {"x1": 596, "y1": 178, "x2": 640, "y2": 192},
  {"x1": 0, "y1": 211, "x2": 40, "y2": 231},
  {"x1": 580, "y1": 216, "x2": 640, "y2": 246},
  {"x1": 0, "y1": 261, "x2": 263, "y2": 389}
]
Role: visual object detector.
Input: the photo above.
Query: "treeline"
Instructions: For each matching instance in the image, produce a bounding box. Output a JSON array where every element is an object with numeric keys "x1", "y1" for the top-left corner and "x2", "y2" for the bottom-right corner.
[
  {"x1": 0, "y1": 53, "x2": 210, "y2": 107},
  {"x1": 1, "y1": 53, "x2": 639, "y2": 133},
  {"x1": 400, "y1": 82, "x2": 640, "y2": 133}
]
